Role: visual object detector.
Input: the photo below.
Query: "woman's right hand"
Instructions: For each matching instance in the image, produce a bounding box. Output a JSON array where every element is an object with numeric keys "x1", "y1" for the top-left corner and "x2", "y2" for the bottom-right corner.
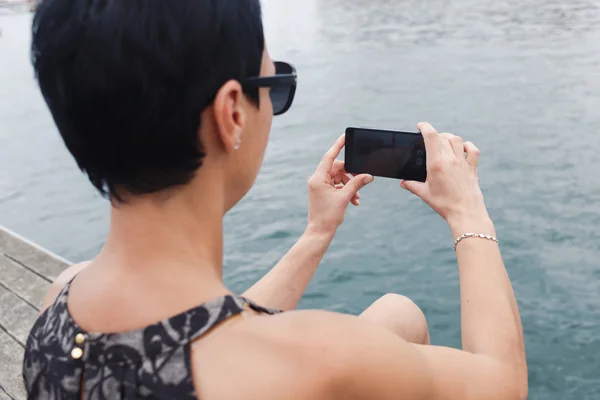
[{"x1": 401, "y1": 122, "x2": 493, "y2": 235}]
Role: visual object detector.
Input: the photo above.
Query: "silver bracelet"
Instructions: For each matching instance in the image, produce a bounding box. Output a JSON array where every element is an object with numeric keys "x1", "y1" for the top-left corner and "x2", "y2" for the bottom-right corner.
[{"x1": 453, "y1": 233, "x2": 499, "y2": 251}]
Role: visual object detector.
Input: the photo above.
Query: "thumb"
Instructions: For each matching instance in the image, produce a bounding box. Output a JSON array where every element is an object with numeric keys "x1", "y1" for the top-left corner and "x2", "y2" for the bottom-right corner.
[
  {"x1": 400, "y1": 180, "x2": 427, "y2": 198},
  {"x1": 343, "y1": 174, "x2": 374, "y2": 200}
]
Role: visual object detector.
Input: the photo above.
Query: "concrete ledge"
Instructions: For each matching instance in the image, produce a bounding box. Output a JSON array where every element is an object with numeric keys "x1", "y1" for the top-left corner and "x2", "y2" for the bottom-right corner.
[
  {"x1": 0, "y1": 329, "x2": 26, "y2": 400},
  {"x1": 0, "y1": 285, "x2": 39, "y2": 346},
  {"x1": 0, "y1": 255, "x2": 49, "y2": 311},
  {"x1": 0, "y1": 387, "x2": 15, "y2": 400},
  {"x1": 0, "y1": 225, "x2": 71, "y2": 400},
  {"x1": 0, "y1": 226, "x2": 69, "y2": 281}
]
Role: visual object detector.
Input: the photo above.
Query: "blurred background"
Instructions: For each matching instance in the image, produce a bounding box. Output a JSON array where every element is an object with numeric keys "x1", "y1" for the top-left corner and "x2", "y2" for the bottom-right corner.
[{"x1": 1, "y1": 0, "x2": 599, "y2": 398}]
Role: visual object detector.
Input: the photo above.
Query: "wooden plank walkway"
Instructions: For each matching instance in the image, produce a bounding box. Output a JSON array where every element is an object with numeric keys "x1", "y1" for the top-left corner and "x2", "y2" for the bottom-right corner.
[{"x1": 0, "y1": 226, "x2": 69, "y2": 400}]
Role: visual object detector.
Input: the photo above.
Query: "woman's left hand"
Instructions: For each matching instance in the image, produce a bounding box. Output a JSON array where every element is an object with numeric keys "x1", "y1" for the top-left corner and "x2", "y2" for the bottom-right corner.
[{"x1": 306, "y1": 135, "x2": 374, "y2": 236}]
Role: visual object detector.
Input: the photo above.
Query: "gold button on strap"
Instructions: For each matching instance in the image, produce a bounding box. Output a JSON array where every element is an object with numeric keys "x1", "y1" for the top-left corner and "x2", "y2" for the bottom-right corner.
[
  {"x1": 71, "y1": 347, "x2": 83, "y2": 360},
  {"x1": 75, "y1": 333, "x2": 86, "y2": 345}
]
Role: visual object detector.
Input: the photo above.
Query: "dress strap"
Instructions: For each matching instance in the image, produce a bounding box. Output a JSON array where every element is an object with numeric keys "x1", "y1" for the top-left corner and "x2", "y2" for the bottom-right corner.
[
  {"x1": 239, "y1": 296, "x2": 283, "y2": 315},
  {"x1": 187, "y1": 295, "x2": 247, "y2": 342},
  {"x1": 186, "y1": 296, "x2": 282, "y2": 342},
  {"x1": 41, "y1": 275, "x2": 74, "y2": 317}
]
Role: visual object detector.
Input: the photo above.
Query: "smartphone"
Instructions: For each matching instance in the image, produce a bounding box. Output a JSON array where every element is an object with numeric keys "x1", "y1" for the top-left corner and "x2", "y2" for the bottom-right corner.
[{"x1": 344, "y1": 127, "x2": 427, "y2": 182}]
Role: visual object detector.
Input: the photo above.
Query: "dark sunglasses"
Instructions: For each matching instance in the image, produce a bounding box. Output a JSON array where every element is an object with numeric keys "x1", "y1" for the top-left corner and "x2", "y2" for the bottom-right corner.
[{"x1": 243, "y1": 61, "x2": 297, "y2": 116}]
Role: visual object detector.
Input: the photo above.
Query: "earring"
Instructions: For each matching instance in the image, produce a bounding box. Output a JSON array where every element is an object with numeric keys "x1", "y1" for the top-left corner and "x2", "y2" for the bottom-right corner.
[{"x1": 234, "y1": 137, "x2": 241, "y2": 150}]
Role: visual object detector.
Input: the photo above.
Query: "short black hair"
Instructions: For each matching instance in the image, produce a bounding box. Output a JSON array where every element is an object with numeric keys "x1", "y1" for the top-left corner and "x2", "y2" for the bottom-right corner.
[{"x1": 32, "y1": 0, "x2": 265, "y2": 199}]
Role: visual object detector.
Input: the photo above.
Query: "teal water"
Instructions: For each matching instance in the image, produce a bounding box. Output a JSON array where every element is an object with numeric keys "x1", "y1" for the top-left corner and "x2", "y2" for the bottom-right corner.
[{"x1": 1, "y1": 1, "x2": 600, "y2": 398}]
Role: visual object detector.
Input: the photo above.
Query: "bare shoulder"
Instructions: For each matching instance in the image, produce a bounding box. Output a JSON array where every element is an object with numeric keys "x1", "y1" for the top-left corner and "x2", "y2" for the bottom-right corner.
[
  {"x1": 191, "y1": 309, "x2": 434, "y2": 400},
  {"x1": 41, "y1": 261, "x2": 91, "y2": 312}
]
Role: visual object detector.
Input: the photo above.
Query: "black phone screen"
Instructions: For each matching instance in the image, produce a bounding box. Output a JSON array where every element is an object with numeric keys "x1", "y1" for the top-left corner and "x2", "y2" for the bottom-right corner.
[{"x1": 344, "y1": 127, "x2": 427, "y2": 182}]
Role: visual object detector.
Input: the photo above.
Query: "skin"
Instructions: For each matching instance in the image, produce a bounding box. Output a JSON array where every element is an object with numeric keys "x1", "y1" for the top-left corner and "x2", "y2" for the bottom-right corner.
[{"x1": 41, "y1": 48, "x2": 527, "y2": 399}]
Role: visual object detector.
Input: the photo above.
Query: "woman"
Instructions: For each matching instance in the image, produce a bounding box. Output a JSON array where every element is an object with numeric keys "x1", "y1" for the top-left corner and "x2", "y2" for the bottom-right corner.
[{"x1": 23, "y1": 0, "x2": 527, "y2": 399}]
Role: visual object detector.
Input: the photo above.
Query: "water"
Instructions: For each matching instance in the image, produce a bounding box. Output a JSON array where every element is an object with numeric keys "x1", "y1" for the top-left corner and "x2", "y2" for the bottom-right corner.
[{"x1": 1, "y1": 0, "x2": 600, "y2": 397}]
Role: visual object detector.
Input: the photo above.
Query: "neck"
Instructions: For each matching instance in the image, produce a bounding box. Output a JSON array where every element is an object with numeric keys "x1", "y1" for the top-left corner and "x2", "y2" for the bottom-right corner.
[{"x1": 97, "y1": 181, "x2": 226, "y2": 288}]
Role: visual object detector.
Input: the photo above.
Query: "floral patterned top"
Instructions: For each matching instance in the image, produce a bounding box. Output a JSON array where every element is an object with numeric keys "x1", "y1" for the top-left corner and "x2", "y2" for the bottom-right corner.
[{"x1": 22, "y1": 279, "x2": 281, "y2": 399}]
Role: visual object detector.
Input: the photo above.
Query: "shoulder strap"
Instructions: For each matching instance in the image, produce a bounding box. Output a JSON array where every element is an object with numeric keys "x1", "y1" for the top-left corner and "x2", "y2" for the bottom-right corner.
[
  {"x1": 240, "y1": 296, "x2": 283, "y2": 315},
  {"x1": 187, "y1": 295, "x2": 282, "y2": 342},
  {"x1": 187, "y1": 295, "x2": 247, "y2": 341},
  {"x1": 47, "y1": 276, "x2": 73, "y2": 314}
]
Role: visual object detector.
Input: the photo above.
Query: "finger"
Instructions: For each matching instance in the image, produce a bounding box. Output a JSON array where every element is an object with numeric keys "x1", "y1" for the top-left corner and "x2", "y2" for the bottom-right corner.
[
  {"x1": 464, "y1": 141, "x2": 480, "y2": 168},
  {"x1": 441, "y1": 133, "x2": 463, "y2": 158},
  {"x1": 336, "y1": 175, "x2": 360, "y2": 199},
  {"x1": 344, "y1": 179, "x2": 360, "y2": 199},
  {"x1": 351, "y1": 197, "x2": 360, "y2": 206},
  {"x1": 339, "y1": 174, "x2": 358, "y2": 198},
  {"x1": 331, "y1": 160, "x2": 348, "y2": 184},
  {"x1": 417, "y1": 122, "x2": 442, "y2": 164},
  {"x1": 400, "y1": 180, "x2": 428, "y2": 198},
  {"x1": 317, "y1": 135, "x2": 345, "y2": 176},
  {"x1": 342, "y1": 174, "x2": 374, "y2": 201},
  {"x1": 331, "y1": 159, "x2": 346, "y2": 175}
]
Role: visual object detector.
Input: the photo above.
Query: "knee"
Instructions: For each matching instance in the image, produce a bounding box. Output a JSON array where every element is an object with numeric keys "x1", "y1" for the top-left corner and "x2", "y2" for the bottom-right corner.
[
  {"x1": 374, "y1": 293, "x2": 416, "y2": 308},
  {"x1": 374, "y1": 294, "x2": 425, "y2": 323},
  {"x1": 372, "y1": 293, "x2": 430, "y2": 345}
]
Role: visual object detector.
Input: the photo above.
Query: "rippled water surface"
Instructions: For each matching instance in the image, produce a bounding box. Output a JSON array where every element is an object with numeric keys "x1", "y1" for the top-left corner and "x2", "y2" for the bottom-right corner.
[{"x1": 1, "y1": 1, "x2": 600, "y2": 398}]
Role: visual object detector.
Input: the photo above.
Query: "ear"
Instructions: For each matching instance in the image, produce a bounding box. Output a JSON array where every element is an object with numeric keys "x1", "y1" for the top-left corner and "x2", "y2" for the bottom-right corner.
[{"x1": 212, "y1": 80, "x2": 246, "y2": 152}]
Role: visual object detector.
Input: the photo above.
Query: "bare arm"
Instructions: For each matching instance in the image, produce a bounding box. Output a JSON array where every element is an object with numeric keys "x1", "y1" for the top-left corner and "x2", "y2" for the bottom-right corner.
[
  {"x1": 449, "y1": 217, "x2": 526, "y2": 376},
  {"x1": 411, "y1": 214, "x2": 527, "y2": 399},
  {"x1": 337, "y1": 227, "x2": 526, "y2": 399},
  {"x1": 243, "y1": 135, "x2": 373, "y2": 310},
  {"x1": 242, "y1": 230, "x2": 333, "y2": 310},
  {"x1": 336, "y1": 123, "x2": 526, "y2": 399},
  {"x1": 333, "y1": 229, "x2": 527, "y2": 399}
]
